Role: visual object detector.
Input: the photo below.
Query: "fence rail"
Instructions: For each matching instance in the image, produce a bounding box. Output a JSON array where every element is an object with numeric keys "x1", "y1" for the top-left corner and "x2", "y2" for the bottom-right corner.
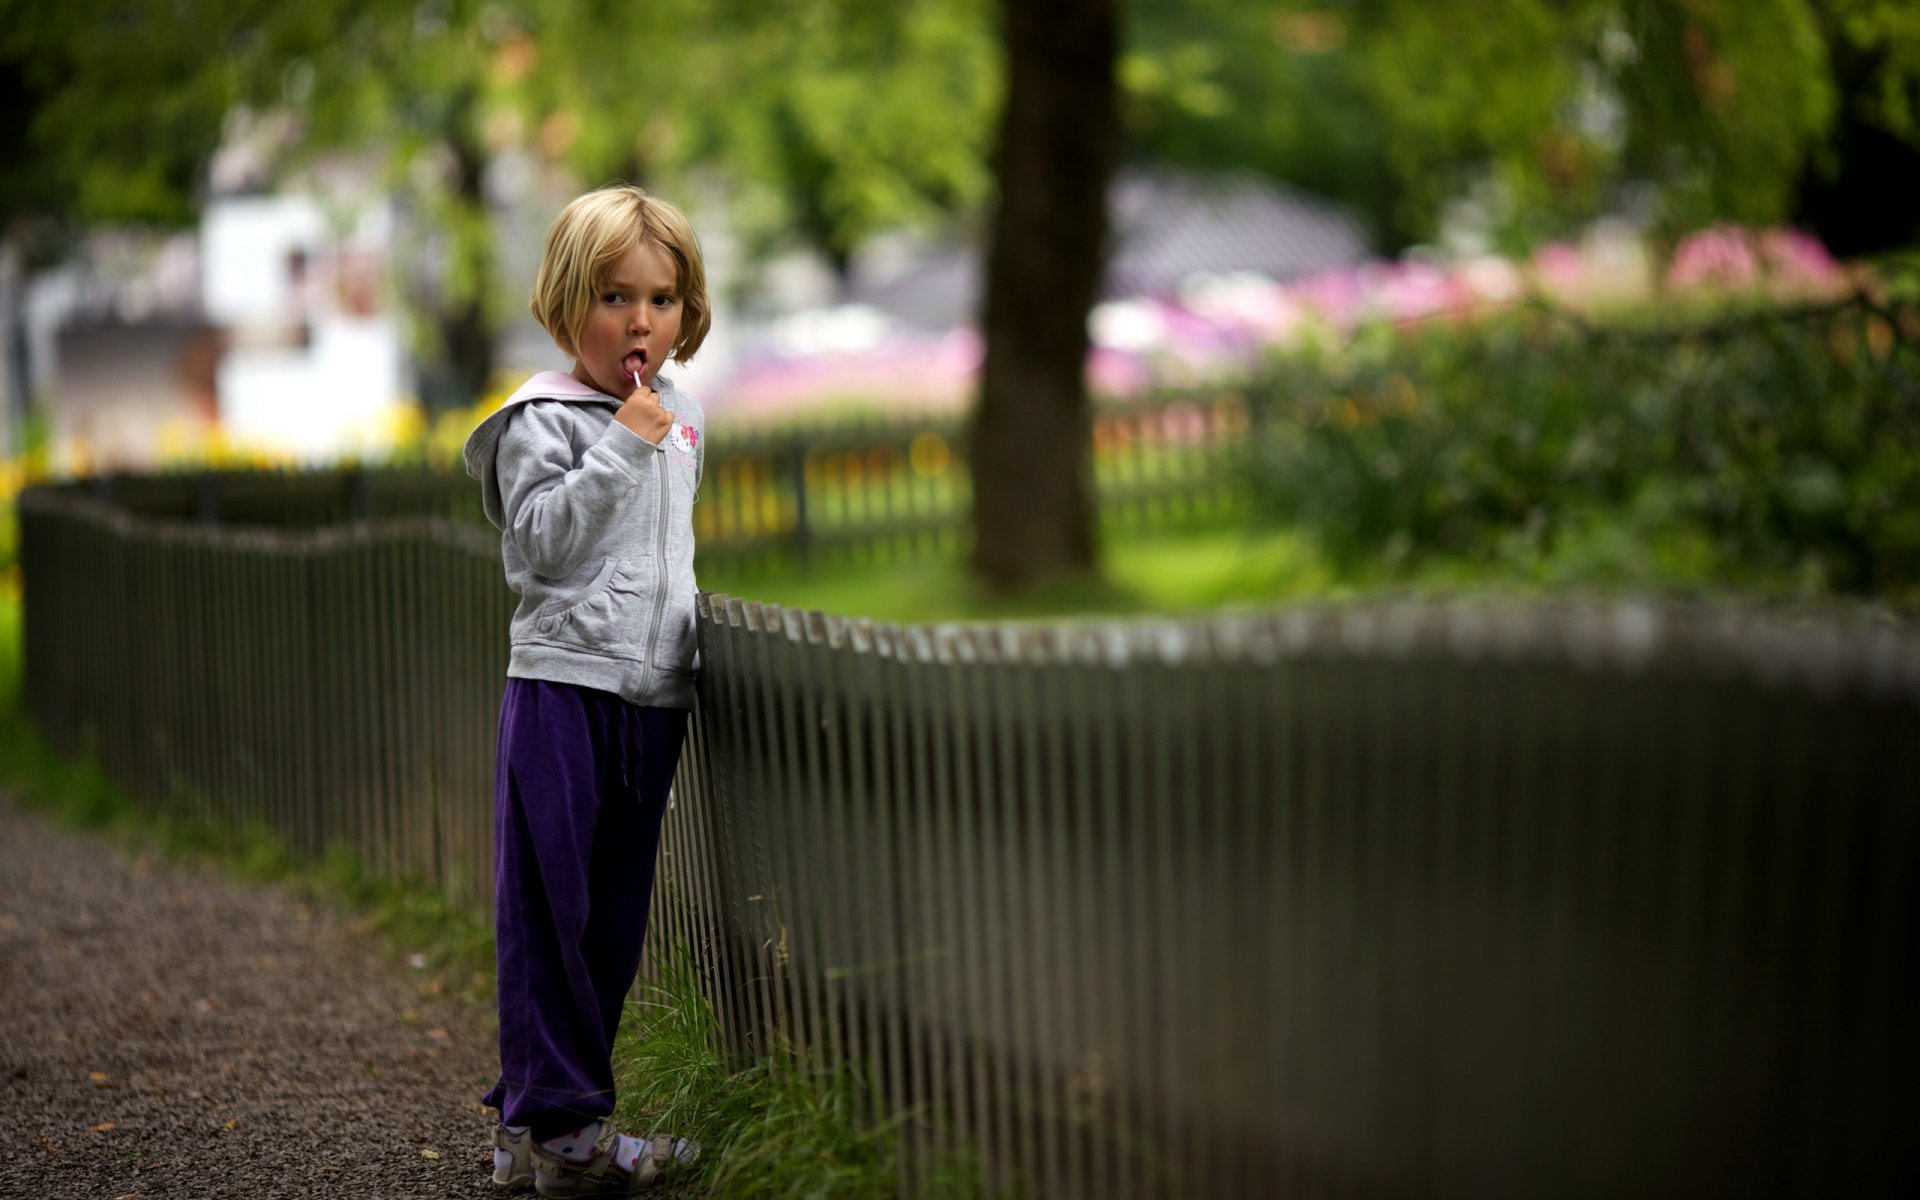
[{"x1": 19, "y1": 483, "x2": 1920, "y2": 1198}]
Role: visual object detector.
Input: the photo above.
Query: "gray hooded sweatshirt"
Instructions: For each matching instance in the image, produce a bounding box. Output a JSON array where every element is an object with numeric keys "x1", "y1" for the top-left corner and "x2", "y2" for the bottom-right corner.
[{"x1": 463, "y1": 370, "x2": 705, "y2": 709}]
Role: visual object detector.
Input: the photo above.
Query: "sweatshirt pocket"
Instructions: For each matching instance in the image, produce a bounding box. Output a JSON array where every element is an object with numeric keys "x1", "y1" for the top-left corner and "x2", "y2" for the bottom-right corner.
[
  {"x1": 531, "y1": 558, "x2": 643, "y2": 649},
  {"x1": 532, "y1": 556, "x2": 619, "y2": 619}
]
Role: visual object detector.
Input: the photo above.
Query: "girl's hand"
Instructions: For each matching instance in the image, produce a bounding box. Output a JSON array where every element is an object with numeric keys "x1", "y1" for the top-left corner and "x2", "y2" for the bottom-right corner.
[{"x1": 614, "y1": 372, "x2": 674, "y2": 444}]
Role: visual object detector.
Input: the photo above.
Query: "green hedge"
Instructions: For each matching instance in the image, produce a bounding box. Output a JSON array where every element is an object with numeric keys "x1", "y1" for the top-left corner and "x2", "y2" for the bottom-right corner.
[{"x1": 1243, "y1": 294, "x2": 1920, "y2": 599}]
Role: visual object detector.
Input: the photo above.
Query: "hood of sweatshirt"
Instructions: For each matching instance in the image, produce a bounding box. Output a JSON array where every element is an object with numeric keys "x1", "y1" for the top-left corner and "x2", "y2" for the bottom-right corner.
[{"x1": 463, "y1": 369, "x2": 684, "y2": 529}]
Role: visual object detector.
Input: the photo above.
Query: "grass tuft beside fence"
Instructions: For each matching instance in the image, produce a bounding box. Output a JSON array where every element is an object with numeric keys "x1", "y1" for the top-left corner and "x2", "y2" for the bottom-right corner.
[{"x1": 614, "y1": 947, "x2": 995, "y2": 1200}]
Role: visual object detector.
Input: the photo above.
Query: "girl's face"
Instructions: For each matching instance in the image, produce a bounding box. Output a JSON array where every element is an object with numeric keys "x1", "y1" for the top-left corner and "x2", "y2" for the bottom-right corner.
[{"x1": 570, "y1": 239, "x2": 684, "y2": 397}]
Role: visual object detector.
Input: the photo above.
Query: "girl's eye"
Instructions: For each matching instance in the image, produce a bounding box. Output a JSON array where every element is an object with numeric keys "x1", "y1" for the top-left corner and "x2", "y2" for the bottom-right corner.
[
  {"x1": 652, "y1": 294, "x2": 677, "y2": 308},
  {"x1": 602, "y1": 292, "x2": 626, "y2": 304}
]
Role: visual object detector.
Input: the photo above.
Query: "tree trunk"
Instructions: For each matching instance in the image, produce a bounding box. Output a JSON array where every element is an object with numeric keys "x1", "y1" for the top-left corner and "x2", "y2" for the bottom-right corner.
[
  {"x1": 0, "y1": 238, "x2": 26, "y2": 459},
  {"x1": 443, "y1": 117, "x2": 496, "y2": 408},
  {"x1": 432, "y1": 283, "x2": 494, "y2": 411},
  {"x1": 969, "y1": 0, "x2": 1116, "y2": 590},
  {"x1": 420, "y1": 97, "x2": 495, "y2": 411}
]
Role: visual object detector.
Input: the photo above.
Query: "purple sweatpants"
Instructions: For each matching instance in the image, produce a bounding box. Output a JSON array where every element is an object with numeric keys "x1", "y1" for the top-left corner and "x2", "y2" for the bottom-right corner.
[{"x1": 481, "y1": 678, "x2": 689, "y2": 1138}]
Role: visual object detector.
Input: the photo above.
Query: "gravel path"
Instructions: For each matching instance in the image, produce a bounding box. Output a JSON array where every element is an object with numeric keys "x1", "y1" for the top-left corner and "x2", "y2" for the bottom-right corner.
[{"x1": 0, "y1": 793, "x2": 504, "y2": 1199}]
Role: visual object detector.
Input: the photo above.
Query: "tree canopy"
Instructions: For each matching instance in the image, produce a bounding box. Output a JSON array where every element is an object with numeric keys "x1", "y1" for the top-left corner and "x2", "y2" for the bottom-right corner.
[
  {"x1": 1120, "y1": 0, "x2": 1920, "y2": 254},
  {"x1": 2, "y1": 0, "x2": 238, "y2": 234},
  {"x1": 511, "y1": 0, "x2": 998, "y2": 272},
  {"x1": 11, "y1": 0, "x2": 1920, "y2": 255}
]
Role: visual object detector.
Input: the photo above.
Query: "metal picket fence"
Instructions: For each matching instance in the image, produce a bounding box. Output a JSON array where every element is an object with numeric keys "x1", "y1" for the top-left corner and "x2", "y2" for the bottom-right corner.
[
  {"x1": 667, "y1": 595, "x2": 1920, "y2": 1199},
  {"x1": 18, "y1": 482, "x2": 1920, "y2": 1198},
  {"x1": 19, "y1": 488, "x2": 512, "y2": 908}
]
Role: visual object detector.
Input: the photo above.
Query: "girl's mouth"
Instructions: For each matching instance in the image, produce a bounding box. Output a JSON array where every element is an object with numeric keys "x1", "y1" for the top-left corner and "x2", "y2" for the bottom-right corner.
[{"x1": 622, "y1": 349, "x2": 647, "y2": 377}]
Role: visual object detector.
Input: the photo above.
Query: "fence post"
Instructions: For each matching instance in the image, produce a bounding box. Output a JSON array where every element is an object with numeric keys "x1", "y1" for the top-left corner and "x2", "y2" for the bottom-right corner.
[
  {"x1": 346, "y1": 466, "x2": 371, "y2": 522},
  {"x1": 196, "y1": 471, "x2": 222, "y2": 524},
  {"x1": 787, "y1": 438, "x2": 811, "y2": 570}
]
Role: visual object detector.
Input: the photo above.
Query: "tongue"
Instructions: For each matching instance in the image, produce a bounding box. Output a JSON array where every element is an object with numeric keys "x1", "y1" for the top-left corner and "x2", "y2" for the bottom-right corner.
[{"x1": 622, "y1": 351, "x2": 645, "y2": 378}]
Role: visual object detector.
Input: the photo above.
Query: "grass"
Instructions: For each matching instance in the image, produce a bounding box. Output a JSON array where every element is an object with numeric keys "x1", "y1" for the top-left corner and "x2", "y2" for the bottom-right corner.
[
  {"x1": 701, "y1": 512, "x2": 1920, "y2": 627},
  {"x1": 700, "y1": 522, "x2": 1342, "y2": 624},
  {"x1": 611, "y1": 950, "x2": 994, "y2": 1200}
]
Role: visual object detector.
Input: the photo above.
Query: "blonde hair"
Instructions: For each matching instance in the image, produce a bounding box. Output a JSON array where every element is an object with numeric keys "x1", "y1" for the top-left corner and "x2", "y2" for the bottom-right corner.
[{"x1": 529, "y1": 184, "x2": 711, "y2": 363}]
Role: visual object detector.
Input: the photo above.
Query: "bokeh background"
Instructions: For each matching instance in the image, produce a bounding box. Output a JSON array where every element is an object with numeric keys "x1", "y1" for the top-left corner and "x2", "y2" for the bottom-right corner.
[{"x1": 3, "y1": 0, "x2": 1916, "y2": 613}]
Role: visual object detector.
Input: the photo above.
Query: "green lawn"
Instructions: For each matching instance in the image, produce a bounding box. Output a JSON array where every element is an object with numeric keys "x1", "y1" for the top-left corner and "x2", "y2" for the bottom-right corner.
[
  {"x1": 698, "y1": 524, "x2": 1344, "y2": 625},
  {"x1": 693, "y1": 514, "x2": 1869, "y2": 627}
]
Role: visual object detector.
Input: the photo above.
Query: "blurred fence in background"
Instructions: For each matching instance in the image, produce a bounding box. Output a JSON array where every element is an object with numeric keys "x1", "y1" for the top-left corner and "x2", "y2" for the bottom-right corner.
[
  {"x1": 65, "y1": 292, "x2": 1917, "y2": 602},
  {"x1": 19, "y1": 478, "x2": 1920, "y2": 1198},
  {"x1": 77, "y1": 387, "x2": 1251, "y2": 578}
]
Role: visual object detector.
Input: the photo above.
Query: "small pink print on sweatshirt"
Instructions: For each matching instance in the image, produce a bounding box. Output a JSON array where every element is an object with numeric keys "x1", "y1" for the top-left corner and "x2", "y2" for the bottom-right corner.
[{"x1": 669, "y1": 422, "x2": 700, "y2": 473}]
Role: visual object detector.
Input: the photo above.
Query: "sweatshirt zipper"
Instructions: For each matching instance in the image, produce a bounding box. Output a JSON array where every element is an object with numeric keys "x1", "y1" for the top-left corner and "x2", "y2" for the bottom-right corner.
[{"x1": 638, "y1": 443, "x2": 670, "y2": 698}]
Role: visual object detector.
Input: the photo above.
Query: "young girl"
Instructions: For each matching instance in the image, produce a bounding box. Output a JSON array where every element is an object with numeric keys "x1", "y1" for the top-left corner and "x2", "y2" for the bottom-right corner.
[{"x1": 463, "y1": 184, "x2": 709, "y2": 1196}]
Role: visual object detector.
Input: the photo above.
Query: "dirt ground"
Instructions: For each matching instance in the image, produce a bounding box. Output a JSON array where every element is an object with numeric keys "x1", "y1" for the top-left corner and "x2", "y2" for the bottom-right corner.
[{"x1": 0, "y1": 793, "x2": 505, "y2": 1199}]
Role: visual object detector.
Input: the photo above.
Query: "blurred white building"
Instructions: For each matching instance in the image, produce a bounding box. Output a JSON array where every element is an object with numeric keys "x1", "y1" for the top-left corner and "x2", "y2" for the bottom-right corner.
[
  {"x1": 200, "y1": 193, "x2": 409, "y2": 459},
  {"x1": 37, "y1": 232, "x2": 214, "y2": 472},
  {"x1": 30, "y1": 192, "x2": 412, "y2": 471},
  {"x1": 24, "y1": 143, "x2": 742, "y2": 471}
]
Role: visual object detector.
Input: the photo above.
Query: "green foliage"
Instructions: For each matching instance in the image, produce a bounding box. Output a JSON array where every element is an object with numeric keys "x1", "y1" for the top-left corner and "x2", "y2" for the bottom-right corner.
[
  {"x1": 0, "y1": 699, "x2": 125, "y2": 830},
  {"x1": 1117, "y1": 1, "x2": 1920, "y2": 255},
  {"x1": 1, "y1": 0, "x2": 244, "y2": 226},
  {"x1": 10, "y1": 0, "x2": 1920, "y2": 267},
  {"x1": 614, "y1": 947, "x2": 995, "y2": 1200},
  {"x1": 1825, "y1": 0, "x2": 1920, "y2": 142},
  {"x1": 517, "y1": 0, "x2": 998, "y2": 265},
  {"x1": 1244, "y1": 294, "x2": 1920, "y2": 602},
  {"x1": 1350, "y1": 0, "x2": 1838, "y2": 246},
  {"x1": 1121, "y1": 1, "x2": 1410, "y2": 246}
]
